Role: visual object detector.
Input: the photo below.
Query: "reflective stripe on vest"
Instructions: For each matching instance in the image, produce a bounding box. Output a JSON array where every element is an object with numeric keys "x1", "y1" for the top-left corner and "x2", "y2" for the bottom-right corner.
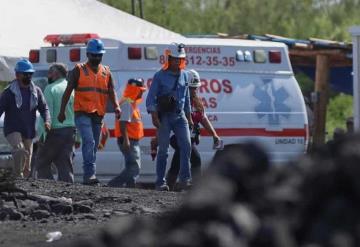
[
  {"x1": 74, "y1": 63, "x2": 110, "y2": 116},
  {"x1": 114, "y1": 101, "x2": 144, "y2": 140}
]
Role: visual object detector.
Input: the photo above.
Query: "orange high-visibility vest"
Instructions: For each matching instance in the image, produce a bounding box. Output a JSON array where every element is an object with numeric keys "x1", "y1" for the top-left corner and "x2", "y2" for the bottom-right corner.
[
  {"x1": 74, "y1": 63, "x2": 110, "y2": 116},
  {"x1": 114, "y1": 100, "x2": 144, "y2": 140}
]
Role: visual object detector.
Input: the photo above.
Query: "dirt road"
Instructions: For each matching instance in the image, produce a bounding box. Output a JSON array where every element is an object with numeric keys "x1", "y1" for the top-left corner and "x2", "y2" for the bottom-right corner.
[{"x1": 0, "y1": 179, "x2": 182, "y2": 247}]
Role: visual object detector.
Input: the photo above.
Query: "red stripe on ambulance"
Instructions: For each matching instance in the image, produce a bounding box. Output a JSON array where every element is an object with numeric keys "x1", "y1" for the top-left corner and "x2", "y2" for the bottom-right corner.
[{"x1": 109, "y1": 128, "x2": 307, "y2": 138}]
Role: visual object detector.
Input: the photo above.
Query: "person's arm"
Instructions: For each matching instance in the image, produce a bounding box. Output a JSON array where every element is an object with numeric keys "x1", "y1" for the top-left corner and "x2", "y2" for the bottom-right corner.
[
  {"x1": 37, "y1": 86, "x2": 53, "y2": 139},
  {"x1": 200, "y1": 114, "x2": 220, "y2": 145},
  {"x1": 184, "y1": 87, "x2": 193, "y2": 129},
  {"x1": 37, "y1": 88, "x2": 51, "y2": 132},
  {"x1": 43, "y1": 86, "x2": 54, "y2": 125},
  {"x1": 119, "y1": 102, "x2": 133, "y2": 151},
  {"x1": 58, "y1": 67, "x2": 78, "y2": 123},
  {"x1": 146, "y1": 72, "x2": 160, "y2": 128},
  {"x1": 108, "y1": 72, "x2": 121, "y2": 119},
  {"x1": 0, "y1": 89, "x2": 9, "y2": 118},
  {"x1": 120, "y1": 121, "x2": 130, "y2": 151}
]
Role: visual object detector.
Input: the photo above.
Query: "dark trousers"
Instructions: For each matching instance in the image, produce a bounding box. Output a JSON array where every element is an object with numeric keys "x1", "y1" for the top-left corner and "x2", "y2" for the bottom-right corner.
[
  {"x1": 36, "y1": 127, "x2": 75, "y2": 183},
  {"x1": 166, "y1": 135, "x2": 201, "y2": 189}
]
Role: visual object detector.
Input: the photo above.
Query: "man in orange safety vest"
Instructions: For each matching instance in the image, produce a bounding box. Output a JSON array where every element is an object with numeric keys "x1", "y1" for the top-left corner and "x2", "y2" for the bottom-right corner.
[{"x1": 58, "y1": 38, "x2": 121, "y2": 185}]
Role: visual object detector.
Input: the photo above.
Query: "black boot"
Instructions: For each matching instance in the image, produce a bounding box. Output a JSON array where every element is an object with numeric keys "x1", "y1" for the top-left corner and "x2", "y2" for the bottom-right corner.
[{"x1": 166, "y1": 173, "x2": 177, "y2": 191}]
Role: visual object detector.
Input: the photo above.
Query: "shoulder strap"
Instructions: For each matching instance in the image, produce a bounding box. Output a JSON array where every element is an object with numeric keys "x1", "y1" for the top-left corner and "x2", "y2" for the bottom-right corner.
[
  {"x1": 171, "y1": 72, "x2": 181, "y2": 91},
  {"x1": 80, "y1": 63, "x2": 89, "y2": 76},
  {"x1": 103, "y1": 65, "x2": 110, "y2": 73}
]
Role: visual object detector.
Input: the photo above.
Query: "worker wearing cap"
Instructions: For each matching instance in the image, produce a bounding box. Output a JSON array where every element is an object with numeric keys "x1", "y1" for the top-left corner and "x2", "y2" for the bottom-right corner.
[
  {"x1": 36, "y1": 63, "x2": 76, "y2": 183},
  {"x1": 58, "y1": 39, "x2": 121, "y2": 185},
  {"x1": 146, "y1": 43, "x2": 193, "y2": 191},
  {"x1": 166, "y1": 69, "x2": 221, "y2": 191},
  {"x1": 0, "y1": 59, "x2": 51, "y2": 177},
  {"x1": 108, "y1": 78, "x2": 146, "y2": 188}
]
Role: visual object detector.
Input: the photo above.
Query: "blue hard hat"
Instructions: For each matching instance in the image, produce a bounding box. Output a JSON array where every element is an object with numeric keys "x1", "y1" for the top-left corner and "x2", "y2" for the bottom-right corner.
[
  {"x1": 86, "y1": 39, "x2": 106, "y2": 54},
  {"x1": 15, "y1": 59, "x2": 35, "y2": 73}
]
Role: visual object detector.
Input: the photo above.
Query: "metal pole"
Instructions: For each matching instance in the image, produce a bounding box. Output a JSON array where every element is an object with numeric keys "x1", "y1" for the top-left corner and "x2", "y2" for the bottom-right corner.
[
  {"x1": 139, "y1": 0, "x2": 144, "y2": 19},
  {"x1": 349, "y1": 26, "x2": 360, "y2": 132},
  {"x1": 131, "y1": 0, "x2": 135, "y2": 16}
]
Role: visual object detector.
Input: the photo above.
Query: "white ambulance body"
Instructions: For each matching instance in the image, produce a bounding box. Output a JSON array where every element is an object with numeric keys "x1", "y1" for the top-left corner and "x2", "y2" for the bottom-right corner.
[{"x1": 31, "y1": 34, "x2": 308, "y2": 182}]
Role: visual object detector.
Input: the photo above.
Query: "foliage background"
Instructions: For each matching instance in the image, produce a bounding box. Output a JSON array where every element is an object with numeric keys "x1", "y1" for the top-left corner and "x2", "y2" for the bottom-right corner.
[{"x1": 102, "y1": 0, "x2": 360, "y2": 41}]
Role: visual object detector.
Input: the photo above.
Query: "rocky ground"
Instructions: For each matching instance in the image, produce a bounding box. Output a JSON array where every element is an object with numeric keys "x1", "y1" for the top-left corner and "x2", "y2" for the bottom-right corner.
[
  {"x1": 2, "y1": 135, "x2": 360, "y2": 247},
  {"x1": 0, "y1": 179, "x2": 182, "y2": 247}
]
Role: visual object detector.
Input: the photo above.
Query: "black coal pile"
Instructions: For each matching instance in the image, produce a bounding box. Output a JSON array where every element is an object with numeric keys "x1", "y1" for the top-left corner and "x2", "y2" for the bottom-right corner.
[
  {"x1": 66, "y1": 135, "x2": 360, "y2": 247},
  {"x1": 0, "y1": 191, "x2": 95, "y2": 222},
  {"x1": 0, "y1": 168, "x2": 94, "y2": 222}
]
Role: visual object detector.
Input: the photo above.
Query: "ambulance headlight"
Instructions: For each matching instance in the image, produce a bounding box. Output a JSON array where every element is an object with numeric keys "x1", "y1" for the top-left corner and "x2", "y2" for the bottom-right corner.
[
  {"x1": 145, "y1": 47, "x2": 158, "y2": 60},
  {"x1": 236, "y1": 50, "x2": 245, "y2": 62},
  {"x1": 128, "y1": 47, "x2": 142, "y2": 60},
  {"x1": 254, "y1": 50, "x2": 266, "y2": 63},
  {"x1": 244, "y1": 51, "x2": 252, "y2": 62}
]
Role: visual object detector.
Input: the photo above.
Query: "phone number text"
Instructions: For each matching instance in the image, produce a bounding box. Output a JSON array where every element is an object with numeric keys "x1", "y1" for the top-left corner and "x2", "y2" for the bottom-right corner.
[{"x1": 159, "y1": 55, "x2": 236, "y2": 67}]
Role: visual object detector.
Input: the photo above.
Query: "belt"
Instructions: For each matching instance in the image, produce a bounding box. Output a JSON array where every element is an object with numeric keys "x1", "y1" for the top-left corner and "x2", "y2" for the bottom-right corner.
[{"x1": 159, "y1": 109, "x2": 182, "y2": 114}]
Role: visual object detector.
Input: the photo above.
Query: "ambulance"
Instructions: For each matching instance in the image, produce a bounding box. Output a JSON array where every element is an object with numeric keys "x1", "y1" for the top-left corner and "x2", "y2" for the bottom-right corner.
[{"x1": 30, "y1": 33, "x2": 308, "y2": 182}]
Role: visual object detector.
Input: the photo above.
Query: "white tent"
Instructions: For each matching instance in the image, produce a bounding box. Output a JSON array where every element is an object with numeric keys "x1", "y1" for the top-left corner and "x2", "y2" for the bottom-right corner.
[{"x1": 0, "y1": 0, "x2": 182, "y2": 81}]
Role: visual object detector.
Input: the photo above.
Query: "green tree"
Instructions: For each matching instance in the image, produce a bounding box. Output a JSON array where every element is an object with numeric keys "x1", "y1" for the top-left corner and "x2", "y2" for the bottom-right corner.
[{"x1": 326, "y1": 93, "x2": 353, "y2": 139}]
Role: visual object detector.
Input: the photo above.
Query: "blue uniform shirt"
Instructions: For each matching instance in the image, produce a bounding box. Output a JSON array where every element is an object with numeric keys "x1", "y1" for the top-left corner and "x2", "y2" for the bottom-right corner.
[{"x1": 146, "y1": 69, "x2": 190, "y2": 114}]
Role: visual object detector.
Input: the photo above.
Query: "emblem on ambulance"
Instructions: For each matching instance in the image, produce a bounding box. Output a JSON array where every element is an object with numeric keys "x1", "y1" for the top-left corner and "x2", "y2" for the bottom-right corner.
[{"x1": 253, "y1": 78, "x2": 291, "y2": 125}]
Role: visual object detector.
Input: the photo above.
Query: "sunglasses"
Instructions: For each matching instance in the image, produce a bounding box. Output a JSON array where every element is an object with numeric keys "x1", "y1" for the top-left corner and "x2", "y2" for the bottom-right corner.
[
  {"x1": 22, "y1": 72, "x2": 33, "y2": 77},
  {"x1": 88, "y1": 53, "x2": 103, "y2": 58}
]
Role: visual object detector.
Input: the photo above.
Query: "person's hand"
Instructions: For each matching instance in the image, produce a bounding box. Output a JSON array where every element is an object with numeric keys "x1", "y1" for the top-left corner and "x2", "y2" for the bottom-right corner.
[
  {"x1": 115, "y1": 106, "x2": 121, "y2": 119},
  {"x1": 151, "y1": 112, "x2": 161, "y2": 128},
  {"x1": 188, "y1": 118, "x2": 194, "y2": 130},
  {"x1": 44, "y1": 122, "x2": 51, "y2": 133},
  {"x1": 75, "y1": 141, "x2": 81, "y2": 149},
  {"x1": 213, "y1": 135, "x2": 220, "y2": 146},
  {"x1": 58, "y1": 112, "x2": 66, "y2": 123},
  {"x1": 122, "y1": 138, "x2": 130, "y2": 152},
  {"x1": 98, "y1": 143, "x2": 104, "y2": 150}
]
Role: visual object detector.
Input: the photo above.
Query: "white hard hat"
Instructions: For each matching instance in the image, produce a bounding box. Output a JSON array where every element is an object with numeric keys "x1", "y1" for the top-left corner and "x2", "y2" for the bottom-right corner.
[
  {"x1": 189, "y1": 69, "x2": 201, "y2": 88},
  {"x1": 167, "y1": 42, "x2": 186, "y2": 58}
]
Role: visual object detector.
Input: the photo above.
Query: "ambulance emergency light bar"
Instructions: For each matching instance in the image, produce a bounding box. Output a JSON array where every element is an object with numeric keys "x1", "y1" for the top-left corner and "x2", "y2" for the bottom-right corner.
[
  {"x1": 44, "y1": 33, "x2": 100, "y2": 47},
  {"x1": 29, "y1": 33, "x2": 100, "y2": 63}
]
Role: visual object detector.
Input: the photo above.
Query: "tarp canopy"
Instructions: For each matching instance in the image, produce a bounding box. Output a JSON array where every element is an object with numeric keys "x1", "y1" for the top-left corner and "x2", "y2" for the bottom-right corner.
[{"x1": 0, "y1": 0, "x2": 182, "y2": 81}]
